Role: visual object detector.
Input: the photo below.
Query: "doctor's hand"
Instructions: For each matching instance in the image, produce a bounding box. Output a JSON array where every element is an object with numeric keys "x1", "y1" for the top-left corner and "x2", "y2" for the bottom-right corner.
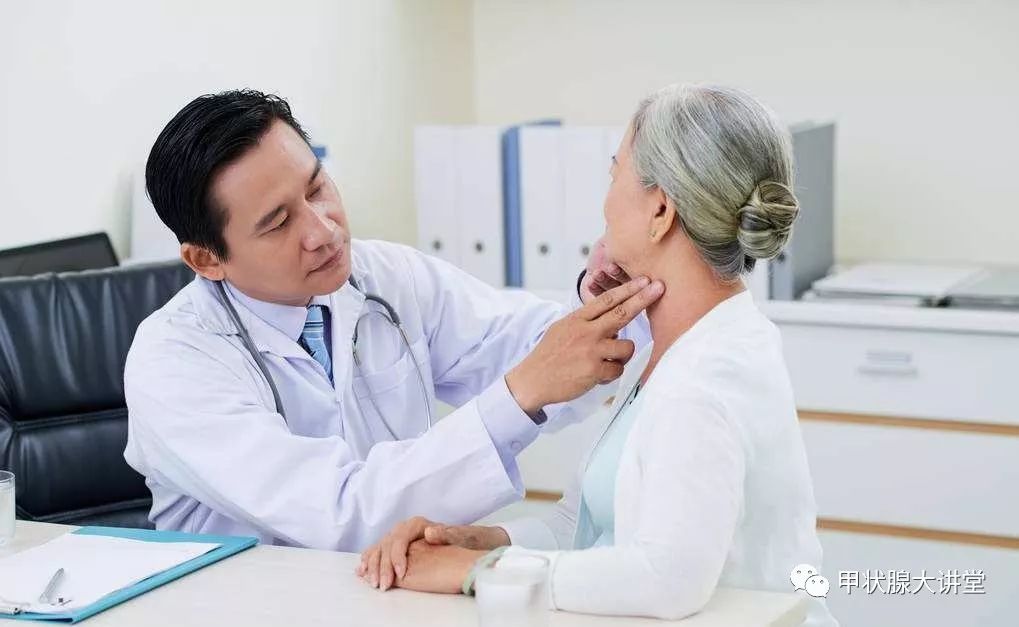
[
  {"x1": 579, "y1": 237, "x2": 632, "y2": 303},
  {"x1": 506, "y1": 276, "x2": 664, "y2": 415}
]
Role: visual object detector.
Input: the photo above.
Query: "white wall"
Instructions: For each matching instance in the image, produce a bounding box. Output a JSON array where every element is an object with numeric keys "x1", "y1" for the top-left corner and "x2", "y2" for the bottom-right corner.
[
  {"x1": 0, "y1": 0, "x2": 474, "y2": 257},
  {"x1": 471, "y1": 0, "x2": 1019, "y2": 265}
]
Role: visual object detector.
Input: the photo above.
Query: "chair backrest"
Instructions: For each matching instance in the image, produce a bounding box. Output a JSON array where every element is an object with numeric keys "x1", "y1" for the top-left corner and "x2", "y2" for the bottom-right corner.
[
  {"x1": 0, "y1": 261, "x2": 194, "y2": 528},
  {"x1": 0, "y1": 232, "x2": 119, "y2": 278}
]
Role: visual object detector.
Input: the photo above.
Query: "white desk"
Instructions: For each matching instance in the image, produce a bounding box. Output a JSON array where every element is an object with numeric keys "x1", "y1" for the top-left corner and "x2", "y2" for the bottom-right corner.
[{"x1": 1, "y1": 522, "x2": 805, "y2": 627}]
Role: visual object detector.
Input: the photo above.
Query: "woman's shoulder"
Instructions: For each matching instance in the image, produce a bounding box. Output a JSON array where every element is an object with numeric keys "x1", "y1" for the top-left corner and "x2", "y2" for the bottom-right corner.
[
  {"x1": 653, "y1": 305, "x2": 782, "y2": 390},
  {"x1": 635, "y1": 306, "x2": 792, "y2": 445}
]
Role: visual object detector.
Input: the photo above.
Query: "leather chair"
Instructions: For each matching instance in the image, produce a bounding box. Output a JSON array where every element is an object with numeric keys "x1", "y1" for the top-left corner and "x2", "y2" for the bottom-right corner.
[{"x1": 0, "y1": 261, "x2": 194, "y2": 528}]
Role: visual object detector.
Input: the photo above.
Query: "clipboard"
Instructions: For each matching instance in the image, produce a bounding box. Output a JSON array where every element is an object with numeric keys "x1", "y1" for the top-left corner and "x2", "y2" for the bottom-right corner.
[{"x1": 2, "y1": 526, "x2": 257, "y2": 623}]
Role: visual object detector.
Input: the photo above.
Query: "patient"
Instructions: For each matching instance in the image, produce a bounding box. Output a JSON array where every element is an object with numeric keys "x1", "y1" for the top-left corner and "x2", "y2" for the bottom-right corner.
[{"x1": 359, "y1": 84, "x2": 836, "y2": 626}]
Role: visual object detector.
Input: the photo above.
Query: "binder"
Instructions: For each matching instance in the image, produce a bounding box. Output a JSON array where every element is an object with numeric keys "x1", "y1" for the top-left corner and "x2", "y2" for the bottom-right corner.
[
  {"x1": 6, "y1": 526, "x2": 257, "y2": 623},
  {"x1": 414, "y1": 126, "x2": 460, "y2": 268},
  {"x1": 453, "y1": 127, "x2": 505, "y2": 286},
  {"x1": 414, "y1": 126, "x2": 508, "y2": 286},
  {"x1": 561, "y1": 127, "x2": 623, "y2": 285},
  {"x1": 518, "y1": 126, "x2": 567, "y2": 291},
  {"x1": 501, "y1": 120, "x2": 561, "y2": 287}
]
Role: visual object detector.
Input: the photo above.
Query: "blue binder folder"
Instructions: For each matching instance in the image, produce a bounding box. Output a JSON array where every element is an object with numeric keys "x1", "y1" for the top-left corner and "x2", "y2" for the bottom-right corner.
[
  {"x1": 5, "y1": 526, "x2": 257, "y2": 623},
  {"x1": 501, "y1": 119, "x2": 561, "y2": 287}
]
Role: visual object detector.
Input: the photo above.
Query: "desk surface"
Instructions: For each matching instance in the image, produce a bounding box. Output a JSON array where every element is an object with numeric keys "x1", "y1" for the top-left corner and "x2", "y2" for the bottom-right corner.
[{"x1": 2, "y1": 522, "x2": 806, "y2": 627}]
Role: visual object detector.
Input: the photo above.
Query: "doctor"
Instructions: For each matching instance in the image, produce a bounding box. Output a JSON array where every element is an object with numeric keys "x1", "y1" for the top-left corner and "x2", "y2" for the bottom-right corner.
[{"x1": 124, "y1": 89, "x2": 661, "y2": 551}]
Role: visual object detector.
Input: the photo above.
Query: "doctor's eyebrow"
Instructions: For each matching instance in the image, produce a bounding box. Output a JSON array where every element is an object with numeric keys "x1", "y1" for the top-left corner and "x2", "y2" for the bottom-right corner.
[
  {"x1": 252, "y1": 160, "x2": 323, "y2": 234},
  {"x1": 307, "y1": 159, "x2": 322, "y2": 186}
]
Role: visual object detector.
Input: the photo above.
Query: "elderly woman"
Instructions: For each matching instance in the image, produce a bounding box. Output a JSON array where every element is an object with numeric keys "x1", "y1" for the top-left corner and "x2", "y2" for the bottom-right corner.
[{"x1": 359, "y1": 84, "x2": 837, "y2": 626}]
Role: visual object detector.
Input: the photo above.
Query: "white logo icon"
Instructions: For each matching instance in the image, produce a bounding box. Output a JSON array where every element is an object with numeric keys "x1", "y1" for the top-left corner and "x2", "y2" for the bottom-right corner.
[
  {"x1": 805, "y1": 574, "x2": 830, "y2": 598},
  {"x1": 790, "y1": 564, "x2": 830, "y2": 597},
  {"x1": 790, "y1": 564, "x2": 818, "y2": 591}
]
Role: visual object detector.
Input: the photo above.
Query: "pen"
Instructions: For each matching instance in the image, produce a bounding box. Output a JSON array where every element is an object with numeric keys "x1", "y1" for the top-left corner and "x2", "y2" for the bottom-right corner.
[{"x1": 38, "y1": 568, "x2": 65, "y2": 605}]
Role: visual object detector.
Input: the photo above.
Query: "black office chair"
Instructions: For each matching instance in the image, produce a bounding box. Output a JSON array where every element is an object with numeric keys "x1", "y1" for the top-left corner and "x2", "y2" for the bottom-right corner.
[
  {"x1": 0, "y1": 232, "x2": 119, "y2": 279},
  {"x1": 0, "y1": 261, "x2": 195, "y2": 528}
]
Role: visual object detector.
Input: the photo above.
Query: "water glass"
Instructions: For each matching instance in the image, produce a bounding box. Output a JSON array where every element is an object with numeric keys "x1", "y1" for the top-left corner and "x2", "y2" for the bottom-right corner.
[
  {"x1": 0, "y1": 471, "x2": 14, "y2": 546},
  {"x1": 475, "y1": 553, "x2": 549, "y2": 627}
]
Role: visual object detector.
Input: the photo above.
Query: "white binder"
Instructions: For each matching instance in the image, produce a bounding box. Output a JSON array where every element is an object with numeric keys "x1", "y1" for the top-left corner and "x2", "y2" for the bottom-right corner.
[
  {"x1": 518, "y1": 126, "x2": 567, "y2": 290},
  {"x1": 561, "y1": 126, "x2": 625, "y2": 283},
  {"x1": 414, "y1": 126, "x2": 460, "y2": 268},
  {"x1": 453, "y1": 127, "x2": 505, "y2": 287},
  {"x1": 414, "y1": 126, "x2": 506, "y2": 286}
]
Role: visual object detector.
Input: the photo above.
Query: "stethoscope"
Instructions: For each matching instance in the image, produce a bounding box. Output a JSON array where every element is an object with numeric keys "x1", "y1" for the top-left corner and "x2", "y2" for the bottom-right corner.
[{"x1": 214, "y1": 277, "x2": 434, "y2": 439}]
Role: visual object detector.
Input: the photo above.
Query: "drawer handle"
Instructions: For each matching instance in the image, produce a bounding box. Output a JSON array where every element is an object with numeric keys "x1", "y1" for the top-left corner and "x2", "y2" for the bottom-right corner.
[{"x1": 857, "y1": 364, "x2": 918, "y2": 377}]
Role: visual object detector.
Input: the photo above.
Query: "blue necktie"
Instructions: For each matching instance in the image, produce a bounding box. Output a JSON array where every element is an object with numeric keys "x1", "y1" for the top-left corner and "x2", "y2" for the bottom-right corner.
[{"x1": 299, "y1": 305, "x2": 332, "y2": 383}]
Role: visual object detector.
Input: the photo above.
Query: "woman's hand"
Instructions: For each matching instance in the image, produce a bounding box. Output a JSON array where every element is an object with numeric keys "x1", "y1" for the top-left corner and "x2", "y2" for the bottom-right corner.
[
  {"x1": 359, "y1": 516, "x2": 436, "y2": 590},
  {"x1": 357, "y1": 517, "x2": 509, "y2": 591},
  {"x1": 396, "y1": 540, "x2": 487, "y2": 594}
]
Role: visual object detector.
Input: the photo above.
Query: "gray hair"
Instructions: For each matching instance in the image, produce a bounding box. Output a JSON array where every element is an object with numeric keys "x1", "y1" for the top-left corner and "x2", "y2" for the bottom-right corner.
[{"x1": 630, "y1": 84, "x2": 799, "y2": 280}]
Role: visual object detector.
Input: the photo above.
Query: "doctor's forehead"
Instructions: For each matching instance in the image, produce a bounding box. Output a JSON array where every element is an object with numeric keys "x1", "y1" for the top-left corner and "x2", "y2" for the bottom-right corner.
[{"x1": 211, "y1": 120, "x2": 317, "y2": 222}]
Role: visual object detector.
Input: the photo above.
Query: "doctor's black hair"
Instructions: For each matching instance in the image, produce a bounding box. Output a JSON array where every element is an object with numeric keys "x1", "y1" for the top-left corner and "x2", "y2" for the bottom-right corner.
[{"x1": 145, "y1": 89, "x2": 310, "y2": 260}]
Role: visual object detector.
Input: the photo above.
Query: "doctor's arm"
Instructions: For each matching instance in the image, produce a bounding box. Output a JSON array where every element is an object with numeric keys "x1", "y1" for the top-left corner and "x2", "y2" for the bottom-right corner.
[
  {"x1": 401, "y1": 245, "x2": 652, "y2": 427},
  {"x1": 125, "y1": 339, "x2": 555, "y2": 553}
]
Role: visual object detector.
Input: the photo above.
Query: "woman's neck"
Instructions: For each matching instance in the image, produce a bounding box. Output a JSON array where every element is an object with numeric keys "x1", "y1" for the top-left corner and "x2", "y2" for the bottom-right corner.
[{"x1": 639, "y1": 253, "x2": 745, "y2": 386}]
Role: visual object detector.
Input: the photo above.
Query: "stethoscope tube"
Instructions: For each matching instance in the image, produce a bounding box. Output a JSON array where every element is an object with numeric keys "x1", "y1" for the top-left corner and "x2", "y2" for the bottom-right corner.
[
  {"x1": 215, "y1": 278, "x2": 434, "y2": 438},
  {"x1": 216, "y1": 281, "x2": 288, "y2": 419}
]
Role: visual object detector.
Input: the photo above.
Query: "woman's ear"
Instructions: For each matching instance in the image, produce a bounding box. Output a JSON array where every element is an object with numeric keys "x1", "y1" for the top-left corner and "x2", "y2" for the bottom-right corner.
[
  {"x1": 648, "y1": 188, "x2": 676, "y2": 244},
  {"x1": 181, "y1": 243, "x2": 226, "y2": 281}
]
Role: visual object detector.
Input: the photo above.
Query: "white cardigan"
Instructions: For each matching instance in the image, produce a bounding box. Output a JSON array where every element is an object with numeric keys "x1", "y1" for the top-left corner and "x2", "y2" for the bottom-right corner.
[{"x1": 498, "y1": 292, "x2": 837, "y2": 626}]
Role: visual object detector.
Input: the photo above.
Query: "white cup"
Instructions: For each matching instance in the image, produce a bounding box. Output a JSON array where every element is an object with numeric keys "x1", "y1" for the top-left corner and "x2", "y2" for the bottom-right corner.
[
  {"x1": 475, "y1": 554, "x2": 549, "y2": 627},
  {"x1": 0, "y1": 471, "x2": 14, "y2": 546}
]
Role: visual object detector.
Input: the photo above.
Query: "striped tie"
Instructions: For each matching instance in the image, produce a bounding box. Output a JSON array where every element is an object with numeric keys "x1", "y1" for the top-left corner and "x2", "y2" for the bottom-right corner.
[{"x1": 299, "y1": 305, "x2": 332, "y2": 383}]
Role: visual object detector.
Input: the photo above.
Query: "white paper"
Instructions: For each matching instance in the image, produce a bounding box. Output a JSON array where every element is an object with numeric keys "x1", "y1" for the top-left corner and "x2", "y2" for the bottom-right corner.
[
  {"x1": 0, "y1": 533, "x2": 220, "y2": 614},
  {"x1": 811, "y1": 263, "x2": 985, "y2": 299}
]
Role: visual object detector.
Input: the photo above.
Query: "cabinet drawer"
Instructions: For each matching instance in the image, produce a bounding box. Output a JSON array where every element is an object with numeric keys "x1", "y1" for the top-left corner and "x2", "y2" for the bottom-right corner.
[
  {"x1": 779, "y1": 323, "x2": 1019, "y2": 425},
  {"x1": 803, "y1": 420, "x2": 1019, "y2": 537},
  {"x1": 818, "y1": 529, "x2": 1019, "y2": 627}
]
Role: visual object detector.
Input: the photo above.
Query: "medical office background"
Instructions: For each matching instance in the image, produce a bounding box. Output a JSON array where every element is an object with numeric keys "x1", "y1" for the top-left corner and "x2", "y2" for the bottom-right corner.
[{"x1": 2, "y1": 1, "x2": 1017, "y2": 626}]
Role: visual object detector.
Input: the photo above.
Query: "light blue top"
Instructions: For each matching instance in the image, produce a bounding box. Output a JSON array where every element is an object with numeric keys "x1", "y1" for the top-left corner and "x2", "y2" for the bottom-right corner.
[{"x1": 579, "y1": 382, "x2": 642, "y2": 547}]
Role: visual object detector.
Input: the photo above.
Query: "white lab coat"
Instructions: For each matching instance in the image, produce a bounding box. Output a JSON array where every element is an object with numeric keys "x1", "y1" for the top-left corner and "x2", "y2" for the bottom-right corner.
[{"x1": 124, "y1": 239, "x2": 643, "y2": 551}]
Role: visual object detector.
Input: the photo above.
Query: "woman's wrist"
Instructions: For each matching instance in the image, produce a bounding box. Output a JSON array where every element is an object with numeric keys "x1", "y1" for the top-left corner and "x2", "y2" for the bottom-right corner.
[{"x1": 461, "y1": 546, "x2": 510, "y2": 596}]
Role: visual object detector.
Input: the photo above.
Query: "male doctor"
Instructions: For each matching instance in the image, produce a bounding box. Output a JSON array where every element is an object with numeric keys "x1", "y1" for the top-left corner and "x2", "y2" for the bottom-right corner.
[{"x1": 124, "y1": 90, "x2": 661, "y2": 552}]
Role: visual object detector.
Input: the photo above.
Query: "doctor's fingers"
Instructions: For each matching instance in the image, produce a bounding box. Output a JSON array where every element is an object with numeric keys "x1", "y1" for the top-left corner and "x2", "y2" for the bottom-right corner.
[
  {"x1": 424, "y1": 524, "x2": 510, "y2": 551},
  {"x1": 600, "y1": 338, "x2": 636, "y2": 364},
  {"x1": 597, "y1": 359, "x2": 626, "y2": 384},
  {"x1": 588, "y1": 266, "x2": 627, "y2": 296},
  {"x1": 585, "y1": 281, "x2": 665, "y2": 333},
  {"x1": 579, "y1": 277, "x2": 651, "y2": 320}
]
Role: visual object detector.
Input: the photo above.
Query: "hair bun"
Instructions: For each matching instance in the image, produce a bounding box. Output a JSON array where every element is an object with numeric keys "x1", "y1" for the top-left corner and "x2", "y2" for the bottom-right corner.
[{"x1": 736, "y1": 181, "x2": 799, "y2": 260}]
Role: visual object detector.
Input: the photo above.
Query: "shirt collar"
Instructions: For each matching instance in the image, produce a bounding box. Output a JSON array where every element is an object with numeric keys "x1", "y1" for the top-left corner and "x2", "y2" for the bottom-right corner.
[
  {"x1": 224, "y1": 283, "x2": 331, "y2": 342},
  {"x1": 188, "y1": 247, "x2": 370, "y2": 346}
]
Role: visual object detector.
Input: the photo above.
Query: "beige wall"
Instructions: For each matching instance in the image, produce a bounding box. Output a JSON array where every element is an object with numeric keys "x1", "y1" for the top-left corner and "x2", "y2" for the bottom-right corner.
[
  {"x1": 471, "y1": 0, "x2": 1019, "y2": 265},
  {"x1": 0, "y1": 0, "x2": 474, "y2": 257},
  {"x1": 4, "y1": 1, "x2": 1017, "y2": 267}
]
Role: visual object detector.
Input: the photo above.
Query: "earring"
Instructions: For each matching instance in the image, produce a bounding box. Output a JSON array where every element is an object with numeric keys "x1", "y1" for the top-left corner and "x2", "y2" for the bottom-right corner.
[{"x1": 649, "y1": 230, "x2": 657, "y2": 239}]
